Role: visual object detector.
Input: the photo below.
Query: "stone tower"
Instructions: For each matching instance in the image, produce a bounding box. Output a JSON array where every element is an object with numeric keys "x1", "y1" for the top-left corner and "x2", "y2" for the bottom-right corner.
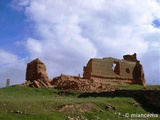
[{"x1": 26, "y1": 58, "x2": 49, "y2": 82}]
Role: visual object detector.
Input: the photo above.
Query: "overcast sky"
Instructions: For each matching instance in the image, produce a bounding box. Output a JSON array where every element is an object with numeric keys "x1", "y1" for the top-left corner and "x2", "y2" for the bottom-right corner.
[{"x1": 0, "y1": 0, "x2": 160, "y2": 87}]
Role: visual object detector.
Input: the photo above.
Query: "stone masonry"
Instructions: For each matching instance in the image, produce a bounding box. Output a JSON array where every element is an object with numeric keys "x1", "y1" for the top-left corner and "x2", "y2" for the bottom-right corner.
[
  {"x1": 25, "y1": 58, "x2": 52, "y2": 88},
  {"x1": 83, "y1": 53, "x2": 146, "y2": 86},
  {"x1": 26, "y1": 58, "x2": 49, "y2": 82},
  {"x1": 22, "y1": 53, "x2": 146, "y2": 89}
]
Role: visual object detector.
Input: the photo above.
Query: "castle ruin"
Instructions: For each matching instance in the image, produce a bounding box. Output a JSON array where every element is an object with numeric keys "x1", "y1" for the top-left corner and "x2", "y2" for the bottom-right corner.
[
  {"x1": 25, "y1": 58, "x2": 53, "y2": 88},
  {"x1": 83, "y1": 53, "x2": 146, "y2": 86},
  {"x1": 26, "y1": 58, "x2": 50, "y2": 82},
  {"x1": 22, "y1": 53, "x2": 146, "y2": 89}
]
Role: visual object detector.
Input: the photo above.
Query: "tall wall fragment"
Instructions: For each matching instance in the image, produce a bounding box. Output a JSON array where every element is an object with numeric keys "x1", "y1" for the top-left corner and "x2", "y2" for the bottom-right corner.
[
  {"x1": 26, "y1": 58, "x2": 49, "y2": 82},
  {"x1": 83, "y1": 53, "x2": 146, "y2": 86}
]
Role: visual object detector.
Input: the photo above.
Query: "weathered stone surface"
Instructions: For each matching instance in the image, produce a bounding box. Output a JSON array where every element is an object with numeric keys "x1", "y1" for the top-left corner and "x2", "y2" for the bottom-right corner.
[
  {"x1": 133, "y1": 61, "x2": 146, "y2": 85},
  {"x1": 52, "y1": 74, "x2": 115, "y2": 92},
  {"x1": 18, "y1": 81, "x2": 31, "y2": 86},
  {"x1": 23, "y1": 58, "x2": 53, "y2": 88},
  {"x1": 83, "y1": 53, "x2": 146, "y2": 86},
  {"x1": 31, "y1": 79, "x2": 53, "y2": 88},
  {"x1": 19, "y1": 80, "x2": 53, "y2": 88},
  {"x1": 26, "y1": 58, "x2": 49, "y2": 82},
  {"x1": 21, "y1": 54, "x2": 146, "y2": 89},
  {"x1": 123, "y1": 53, "x2": 137, "y2": 62}
]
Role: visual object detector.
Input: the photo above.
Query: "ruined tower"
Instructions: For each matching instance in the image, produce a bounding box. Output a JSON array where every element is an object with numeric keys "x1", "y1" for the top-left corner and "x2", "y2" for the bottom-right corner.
[{"x1": 26, "y1": 58, "x2": 49, "y2": 82}]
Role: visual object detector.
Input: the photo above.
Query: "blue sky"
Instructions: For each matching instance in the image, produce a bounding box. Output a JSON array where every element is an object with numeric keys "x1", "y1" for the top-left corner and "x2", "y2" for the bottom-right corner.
[
  {"x1": 153, "y1": 19, "x2": 160, "y2": 28},
  {"x1": 0, "y1": 0, "x2": 29, "y2": 57},
  {"x1": 0, "y1": 0, "x2": 160, "y2": 87}
]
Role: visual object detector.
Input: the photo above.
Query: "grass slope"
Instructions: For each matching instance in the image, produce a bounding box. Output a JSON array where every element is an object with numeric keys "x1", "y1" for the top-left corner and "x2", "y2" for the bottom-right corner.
[{"x1": 0, "y1": 85, "x2": 159, "y2": 120}]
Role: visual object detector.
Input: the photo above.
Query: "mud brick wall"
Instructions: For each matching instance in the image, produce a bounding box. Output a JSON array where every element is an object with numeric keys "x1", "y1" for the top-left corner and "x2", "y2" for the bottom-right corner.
[
  {"x1": 83, "y1": 54, "x2": 146, "y2": 86},
  {"x1": 26, "y1": 58, "x2": 49, "y2": 82}
]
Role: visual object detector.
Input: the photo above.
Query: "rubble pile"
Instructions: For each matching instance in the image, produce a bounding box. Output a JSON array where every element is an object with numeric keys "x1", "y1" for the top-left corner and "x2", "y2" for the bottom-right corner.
[{"x1": 52, "y1": 74, "x2": 115, "y2": 92}]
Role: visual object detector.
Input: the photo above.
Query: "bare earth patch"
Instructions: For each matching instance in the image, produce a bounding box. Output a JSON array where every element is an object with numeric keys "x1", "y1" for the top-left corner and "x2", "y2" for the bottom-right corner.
[{"x1": 57, "y1": 103, "x2": 97, "y2": 113}]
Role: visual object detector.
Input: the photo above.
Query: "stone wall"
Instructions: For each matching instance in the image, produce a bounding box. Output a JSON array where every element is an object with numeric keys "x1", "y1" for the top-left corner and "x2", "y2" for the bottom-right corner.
[
  {"x1": 123, "y1": 53, "x2": 137, "y2": 62},
  {"x1": 23, "y1": 54, "x2": 146, "y2": 88},
  {"x1": 26, "y1": 58, "x2": 49, "y2": 82},
  {"x1": 22, "y1": 58, "x2": 53, "y2": 88},
  {"x1": 83, "y1": 54, "x2": 146, "y2": 86}
]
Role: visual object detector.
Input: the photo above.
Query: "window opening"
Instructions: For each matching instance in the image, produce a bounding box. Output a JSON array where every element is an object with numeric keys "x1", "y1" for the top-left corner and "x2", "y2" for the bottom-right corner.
[{"x1": 112, "y1": 61, "x2": 120, "y2": 75}]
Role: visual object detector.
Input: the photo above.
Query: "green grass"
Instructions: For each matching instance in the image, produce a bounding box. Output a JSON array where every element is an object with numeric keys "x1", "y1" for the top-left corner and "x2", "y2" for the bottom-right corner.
[
  {"x1": 0, "y1": 86, "x2": 159, "y2": 120},
  {"x1": 111, "y1": 84, "x2": 160, "y2": 90},
  {"x1": 145, "y1": 85, "x2": 160, "y2": 90},
  {"x1": 111, "y1": 84, "x2": 144, "y2": 90}
]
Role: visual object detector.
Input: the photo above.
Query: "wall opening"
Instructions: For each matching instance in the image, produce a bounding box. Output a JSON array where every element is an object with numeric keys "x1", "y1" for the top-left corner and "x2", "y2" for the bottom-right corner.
[
  {"x1": 112, "y1": 61, "x2": 120, "y2": 75},
  {"x1": 112, "y1": 63, "x2": 116, "y2": 70},
  {"x1": 126, "y1": 68, "x2": 130, "y2": 73}
]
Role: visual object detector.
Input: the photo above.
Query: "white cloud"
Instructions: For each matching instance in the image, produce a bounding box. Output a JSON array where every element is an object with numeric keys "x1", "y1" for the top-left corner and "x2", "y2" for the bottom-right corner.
[
  {"x1": 0, "y1": 49, "x2": 27, "y2": 87},
  {"x1": 151, "y1": 42, "x2": 159, "y2": 47},
  {"x1": 26, "y1": 38, "x2": 42, "y2": 56},
  {"x1": 140, "y1": 47, "x2": 160, "y2": 85},
  {"x1": 0, "y1": 49, "x2": 18, "y2": 64},
  {"x1": 7, "y1": 0, "x2": 160, "y2": 85}
]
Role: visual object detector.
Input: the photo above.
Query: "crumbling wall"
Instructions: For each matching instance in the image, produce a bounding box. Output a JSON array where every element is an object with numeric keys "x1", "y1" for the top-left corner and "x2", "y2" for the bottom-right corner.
[
  {"x1": 123, "y1": 53, "x2": 137, "y2": 62},
  {"x1": 83, "y1": 58, "x2": 136, "y2": 80},
  {"x1": 26, "y1": 58, "x2": 49, "y2": 82},
  {"x1": 83, "y1": 53, "x2": 146, "y2": 86},
  {"x1": 133, "y1": 61, "x2": 146, "y2": 85},
  {"x1": 22, "y1": 54, "x2": 146, "y2": 89},
  {"x1": 83, "y1": 59, "x2": 92, "y2": 79},
  {"x1": 24, "y1": 58, "x2": 52, "y2": 88}
]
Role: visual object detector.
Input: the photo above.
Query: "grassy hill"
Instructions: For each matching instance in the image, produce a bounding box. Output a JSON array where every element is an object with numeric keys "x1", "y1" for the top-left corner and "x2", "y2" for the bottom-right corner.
[{"x1": 0, "y1": 85, "x2": 159, "y2": 120}]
